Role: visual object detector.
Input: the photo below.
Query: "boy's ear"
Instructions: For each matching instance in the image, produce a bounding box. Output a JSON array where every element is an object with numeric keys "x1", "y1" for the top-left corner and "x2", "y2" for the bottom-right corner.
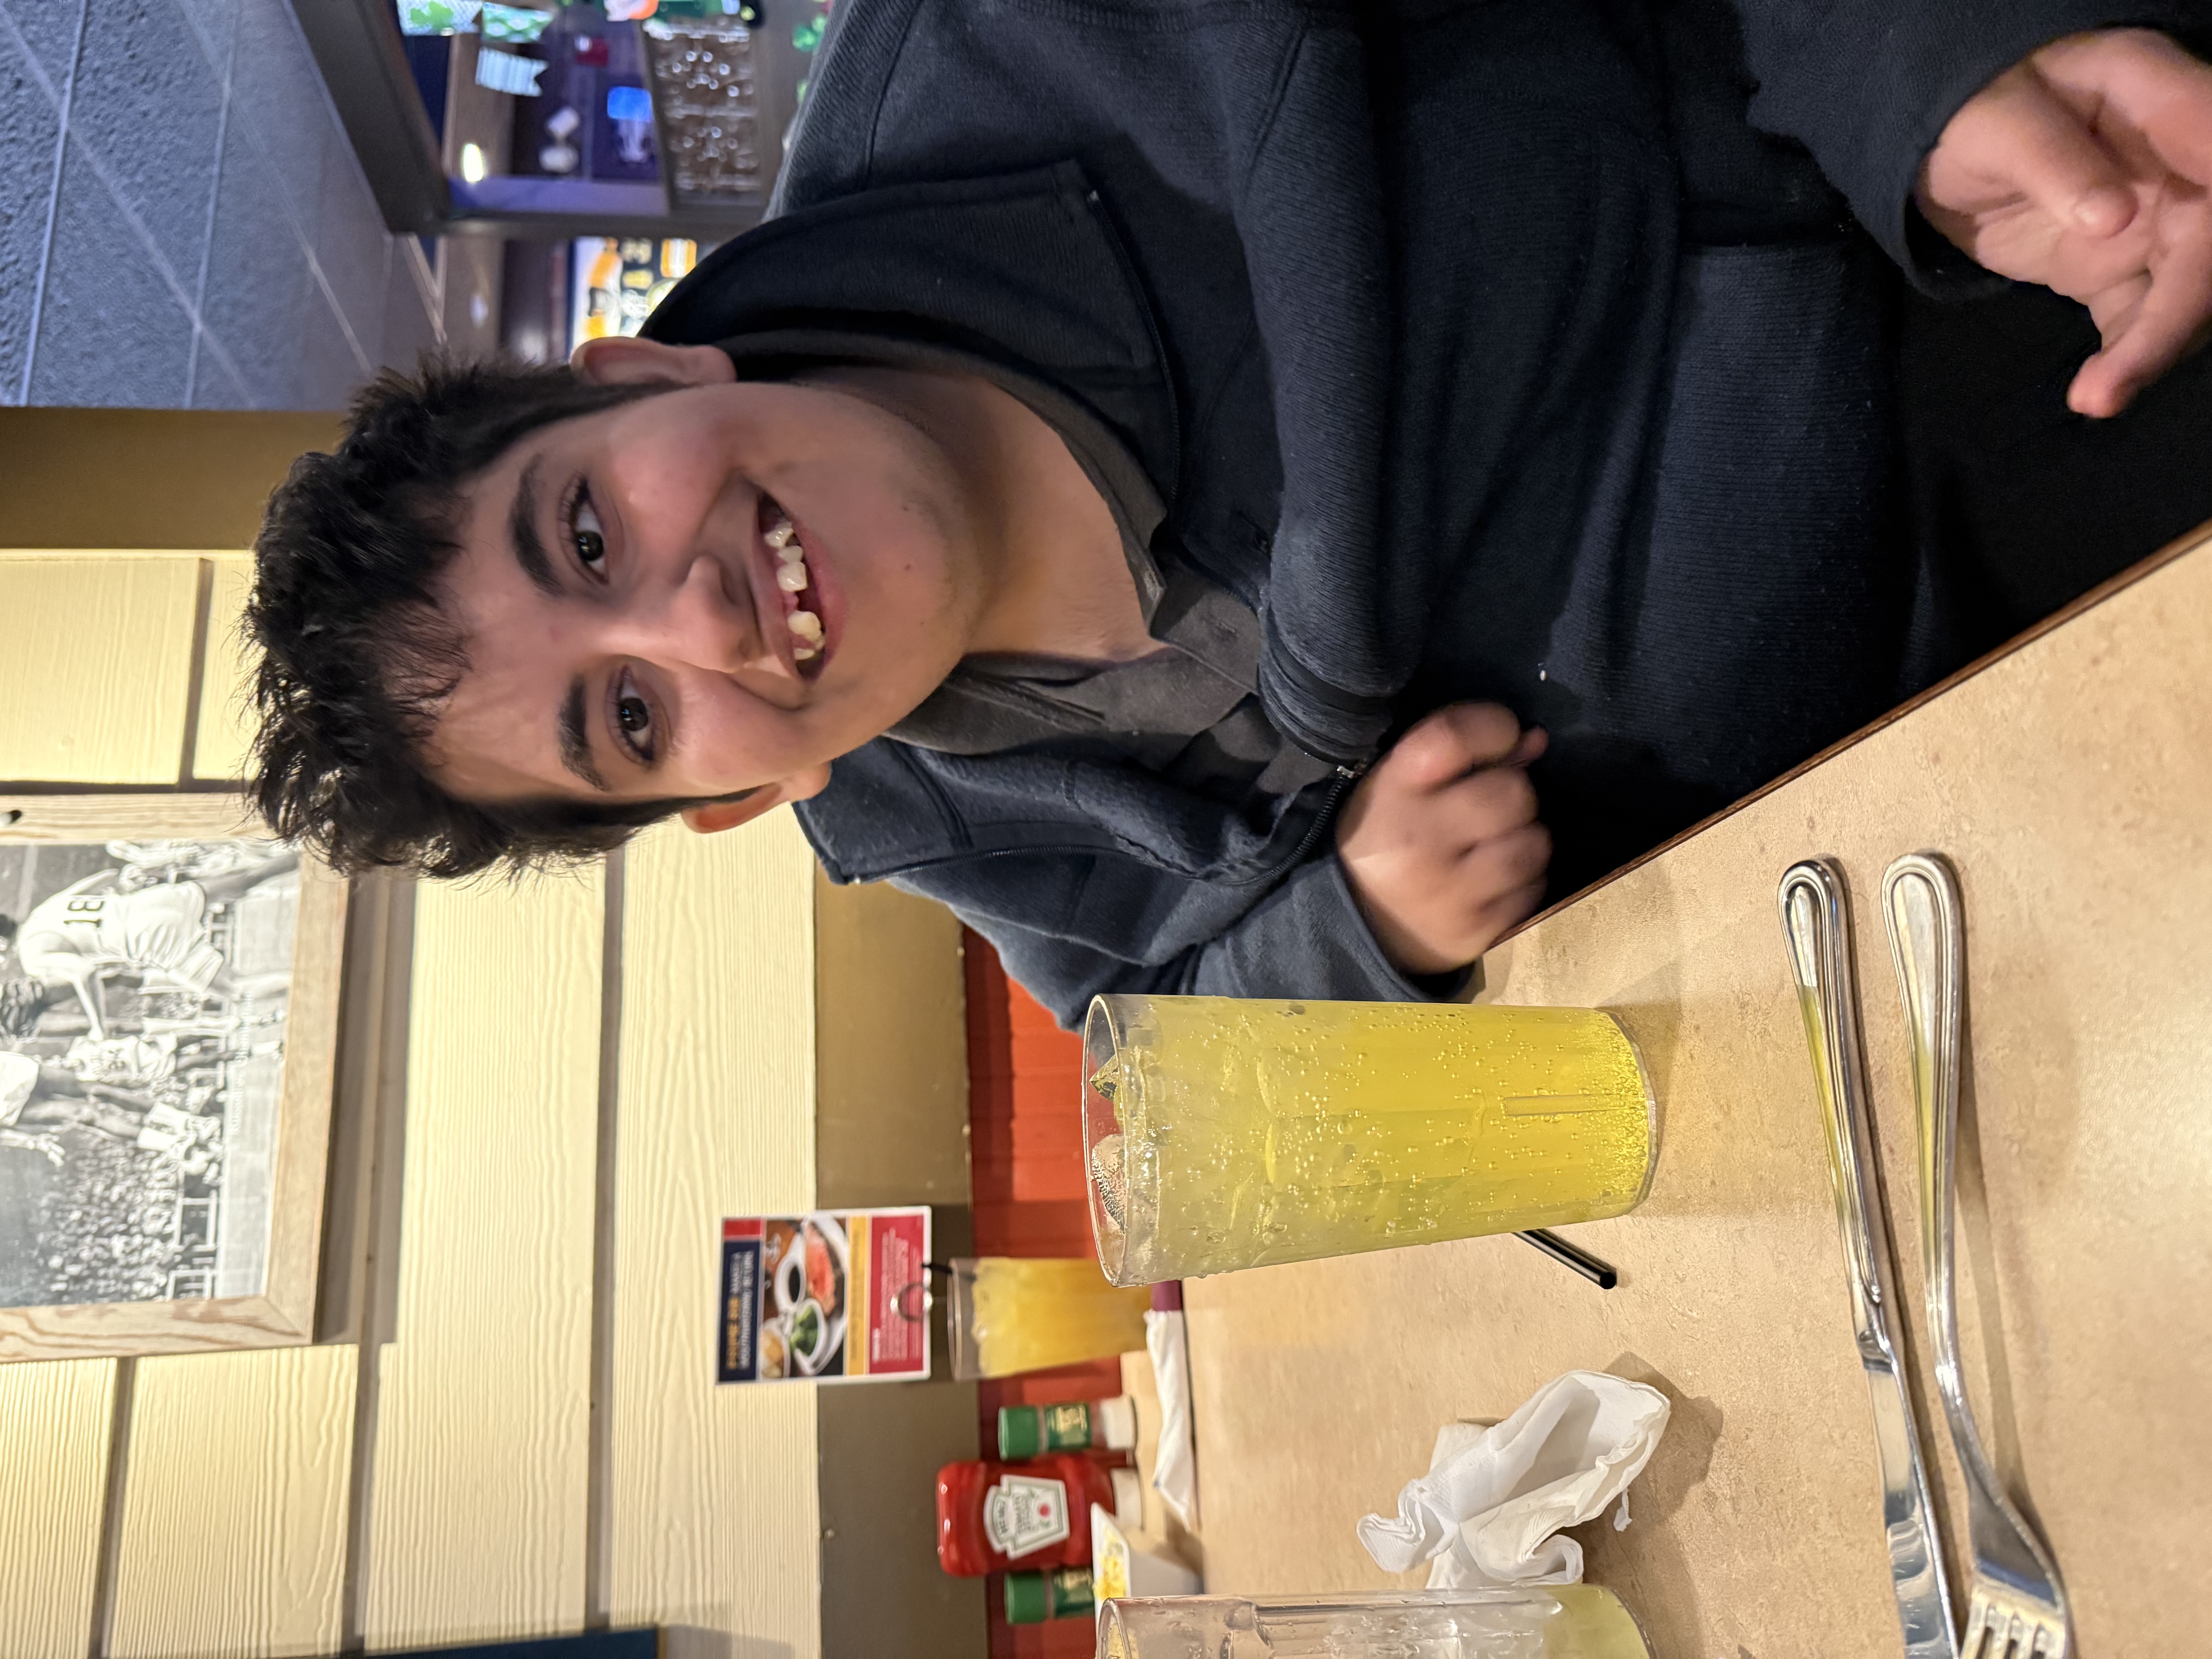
[
  {"x1": 680, "y1": 765, "x2": 833, "y2": 835},
  {"x1": 571, "y1": 335, "x2": 735, "y2": 388}
]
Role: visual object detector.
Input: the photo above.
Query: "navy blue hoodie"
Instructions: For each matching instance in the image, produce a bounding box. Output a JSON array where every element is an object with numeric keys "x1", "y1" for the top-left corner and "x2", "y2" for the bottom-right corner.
[{"x1": 644, "y1": 0, "x2": 2203, "y2": 1026}]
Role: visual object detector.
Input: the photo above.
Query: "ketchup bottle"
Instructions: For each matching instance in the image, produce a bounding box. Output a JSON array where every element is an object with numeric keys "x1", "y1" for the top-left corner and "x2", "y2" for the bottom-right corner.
[{"x1": 935, "y1": 1455, "x2": 1144, "y2": 1576}]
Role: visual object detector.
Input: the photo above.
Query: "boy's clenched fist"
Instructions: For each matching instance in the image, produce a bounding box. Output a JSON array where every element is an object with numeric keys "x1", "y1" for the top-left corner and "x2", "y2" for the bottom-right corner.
[{"x1": 1334, "y1": 704, "x2": 1551, "y2": 977}]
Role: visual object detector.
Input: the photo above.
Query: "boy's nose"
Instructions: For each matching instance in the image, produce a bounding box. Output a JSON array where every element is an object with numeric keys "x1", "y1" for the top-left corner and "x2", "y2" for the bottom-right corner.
[{"x1": 605, "y1": 552, "x2": 784, "y2": 677}]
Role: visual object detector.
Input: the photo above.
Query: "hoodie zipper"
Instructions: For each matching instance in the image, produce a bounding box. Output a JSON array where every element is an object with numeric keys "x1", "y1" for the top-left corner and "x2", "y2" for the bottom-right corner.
[{"x1": 1268, "y1": 763, "x2": 1365, "y2": 883}]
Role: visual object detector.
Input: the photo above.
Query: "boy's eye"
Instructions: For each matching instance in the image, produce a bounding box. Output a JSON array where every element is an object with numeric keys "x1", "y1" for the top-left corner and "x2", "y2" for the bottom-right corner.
[
  {"x1": 613, "y1": 671, "x2": 655, "y2": 760},
  {"x1": 572, "y1": 490, "x2": 607, "y2": 572}
]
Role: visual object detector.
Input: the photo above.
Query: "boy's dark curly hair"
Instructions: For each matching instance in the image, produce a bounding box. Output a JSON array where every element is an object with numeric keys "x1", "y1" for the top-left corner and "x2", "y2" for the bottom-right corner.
[{"x1": 246, "y1": 355, "x2": 740, "y2": 879}]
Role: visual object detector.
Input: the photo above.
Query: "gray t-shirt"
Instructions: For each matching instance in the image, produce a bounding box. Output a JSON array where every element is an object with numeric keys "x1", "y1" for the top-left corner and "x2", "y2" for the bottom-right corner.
[
  {"x1": 891, "y1": 562, "x2": 1333, "y2": 797},
  {"x1": 871, "y1": 349, "x2": 1333, "y2": 800}
]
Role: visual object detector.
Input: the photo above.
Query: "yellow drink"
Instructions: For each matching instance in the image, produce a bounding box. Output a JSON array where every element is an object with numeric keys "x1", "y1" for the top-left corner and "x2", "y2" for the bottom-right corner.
[
  {"x1": 1083, "y1": 996, "x2": 1656, "y2": 1285},
  {"x1": 967, "y1": 1255, "x2": 1151, "y2": 1377},
  {"x1": 1543, "y1": 1583, "x2": 1654, "y2": 1657}
]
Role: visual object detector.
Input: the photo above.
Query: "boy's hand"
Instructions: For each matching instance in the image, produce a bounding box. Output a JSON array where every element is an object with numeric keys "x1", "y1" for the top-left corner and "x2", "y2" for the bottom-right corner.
[
  {"x1": 1335, "y1": 704, "x2": 1551, "y2": 977},
  {"x1": 1920, "y1": 29, "x2": 2212, "y2": 417}
]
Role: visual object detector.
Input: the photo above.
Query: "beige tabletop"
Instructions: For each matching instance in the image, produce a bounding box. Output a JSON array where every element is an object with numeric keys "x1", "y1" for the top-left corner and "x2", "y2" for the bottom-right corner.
[{"x1": 1171, "y1": 528, "x2": 2212, "y2": 1657}]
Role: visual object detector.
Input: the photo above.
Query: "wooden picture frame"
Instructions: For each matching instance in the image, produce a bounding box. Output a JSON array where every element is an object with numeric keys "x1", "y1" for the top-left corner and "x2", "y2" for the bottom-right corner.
[{"x1": 0, "y1": 793, "x2": 346, "y2": 1360}]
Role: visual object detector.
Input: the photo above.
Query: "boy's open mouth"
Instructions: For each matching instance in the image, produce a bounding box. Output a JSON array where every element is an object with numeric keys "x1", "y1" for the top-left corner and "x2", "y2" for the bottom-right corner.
[{"x1": 756, "y1": 493, "x2": 837, "y2": 680}]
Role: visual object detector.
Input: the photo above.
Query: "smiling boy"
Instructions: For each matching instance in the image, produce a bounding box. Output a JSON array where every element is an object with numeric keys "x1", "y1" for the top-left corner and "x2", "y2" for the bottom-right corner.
[
  {"x1": 249, "y1": 6, "x2": 2212, "y2": 1025},
  {"x1": 428, "y1": 363, "x2": 1156, "y2": 820}
]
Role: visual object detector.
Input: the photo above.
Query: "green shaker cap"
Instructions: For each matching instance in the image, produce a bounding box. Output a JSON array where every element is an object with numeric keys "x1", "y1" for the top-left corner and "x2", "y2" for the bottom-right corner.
[
  {"x1": 1005, "y1": 1568, "x2": 1094, "y2": 1624},
  {"x1": 1002, "y1": 1571, "x2": 1049, "y2": 1625},
  {"x1": 998, "y1": 1404, "x2": 1042, "y2": 1460}
]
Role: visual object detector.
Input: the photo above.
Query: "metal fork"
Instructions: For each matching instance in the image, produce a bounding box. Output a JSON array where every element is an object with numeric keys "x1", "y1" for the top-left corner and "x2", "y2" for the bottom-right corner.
[{"x1": 1883, "y1": 853, "x2": 2072, "y2": 1659}]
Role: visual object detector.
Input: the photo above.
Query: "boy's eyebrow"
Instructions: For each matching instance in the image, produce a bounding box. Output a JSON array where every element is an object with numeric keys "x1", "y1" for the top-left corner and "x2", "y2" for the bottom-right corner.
[
  {"x1": 558, "y1": 677, "x2": 610, "y2": 792},
  {"x1": 510, "y1": 456, "x2": 562, "y2": 598}
]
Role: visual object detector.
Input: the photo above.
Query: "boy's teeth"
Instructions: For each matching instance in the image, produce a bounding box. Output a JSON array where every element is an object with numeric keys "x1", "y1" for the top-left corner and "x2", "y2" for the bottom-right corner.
[
  {"x1": 794, "y1": 644, "x2": 818, "y2": 662},
  {"x1": 765, "y1": 517, "x2": 795, "y2": 550},
  {"x1": 776, "y1": 561, "x2": 809, "y2": 593},
  {"x1": 789, "y1": 609, "x2": 823, "y2": 643},
  {"x1": 776, "y1": 541, "x2": 805, "y2": 565}
]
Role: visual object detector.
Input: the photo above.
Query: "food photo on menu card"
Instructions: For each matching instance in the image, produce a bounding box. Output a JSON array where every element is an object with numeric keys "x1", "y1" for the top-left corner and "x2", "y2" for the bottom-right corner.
[{"x1": 718, "y1": 1208, "x2": 932, "y2": 1385}]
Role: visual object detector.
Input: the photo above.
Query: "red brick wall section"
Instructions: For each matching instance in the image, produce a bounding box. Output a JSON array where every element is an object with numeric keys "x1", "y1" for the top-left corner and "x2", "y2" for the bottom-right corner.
[{"x1": 964, "y1": 931, "x2": 1124, "y2": 1659}]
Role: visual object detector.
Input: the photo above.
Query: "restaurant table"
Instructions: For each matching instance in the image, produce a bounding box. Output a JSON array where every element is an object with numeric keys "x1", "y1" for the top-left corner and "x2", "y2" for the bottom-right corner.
[{"x1": 1161, "y1": 527, "x2": 2212, "y2": 1657}]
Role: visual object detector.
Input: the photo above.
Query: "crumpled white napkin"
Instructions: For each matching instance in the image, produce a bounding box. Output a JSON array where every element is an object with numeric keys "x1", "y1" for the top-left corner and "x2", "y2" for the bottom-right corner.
[{"x1": 1357, "y1": 1370, "x2": 1670, "y2": 1588}]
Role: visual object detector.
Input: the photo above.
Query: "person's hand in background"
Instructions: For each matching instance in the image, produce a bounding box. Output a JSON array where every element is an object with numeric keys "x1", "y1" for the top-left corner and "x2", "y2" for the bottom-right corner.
[
  {"x1": 1921, "y1": 28, "x2": 2212, "y2": 418},
  {"x1": 1335, "y1": 703, "x2": 1550, "y2": 977}
]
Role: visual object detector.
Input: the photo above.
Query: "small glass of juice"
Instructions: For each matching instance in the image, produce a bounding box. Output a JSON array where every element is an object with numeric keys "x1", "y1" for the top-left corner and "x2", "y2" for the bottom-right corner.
[
  {"x1": 949, "y1": 1256, "x2": 1152, "y2": 1378},
  {"x1": 1082, "y1": 994, "x2": 1658, "y2": 1286}
]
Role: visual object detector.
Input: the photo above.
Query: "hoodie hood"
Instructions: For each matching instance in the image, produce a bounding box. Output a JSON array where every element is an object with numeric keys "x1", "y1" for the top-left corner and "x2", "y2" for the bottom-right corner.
[{"x1": 642, "y1": 161, "x2": 1182, "y2": 527}]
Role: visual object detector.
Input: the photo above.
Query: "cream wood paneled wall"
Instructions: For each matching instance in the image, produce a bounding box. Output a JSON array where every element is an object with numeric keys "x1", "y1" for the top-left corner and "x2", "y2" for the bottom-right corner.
[
  {"x1": 365, "y1": 870, "x2": 606, "y2": 1648},
  {"x1": 0, "y1": 1361, "x2": 114, "y2": 1659},
  {"x1": 0, "y1": 550, "x2": 828, "y2": 1658},
  {"x1": 111, "y1": 1346, "x2": 357, "y2": 1657},
  {"x1": 610, "y1": 822, "x2": 819, "y2": 1655},
  {"x1": 195, "y1": 556, "x2": 259, "y2": 785},
  {"x1": 0, "y1": 555, "x2": 203, "y2": 783}
]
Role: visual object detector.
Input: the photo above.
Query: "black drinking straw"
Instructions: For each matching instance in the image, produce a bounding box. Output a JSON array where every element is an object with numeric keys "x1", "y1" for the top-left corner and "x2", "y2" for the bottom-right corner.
[{"x1": 1517, "y1": 1229, "x2": 1618, "y2": 1289}]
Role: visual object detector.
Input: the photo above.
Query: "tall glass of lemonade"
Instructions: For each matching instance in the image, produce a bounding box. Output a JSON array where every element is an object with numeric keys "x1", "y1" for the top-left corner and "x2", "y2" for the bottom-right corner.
[{"x1": 1082, "y1": 995, "x2": 1657, "y2": 1286}]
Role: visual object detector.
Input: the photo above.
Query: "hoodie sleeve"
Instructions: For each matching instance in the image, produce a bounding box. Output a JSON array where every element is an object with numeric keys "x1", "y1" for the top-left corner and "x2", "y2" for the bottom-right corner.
[
  {"x1": 894, "y1": 853, "x2": 1470, "y2": 1031},
  {"x1": 1729, "y1": 1, "x2": 2212, "y2": 286}
]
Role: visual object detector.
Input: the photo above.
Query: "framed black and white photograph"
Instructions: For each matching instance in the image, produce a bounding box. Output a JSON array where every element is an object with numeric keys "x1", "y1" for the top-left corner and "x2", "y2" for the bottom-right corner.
[{"x1": 0, "y1": 795, "x2": 345, "y2": 1360}]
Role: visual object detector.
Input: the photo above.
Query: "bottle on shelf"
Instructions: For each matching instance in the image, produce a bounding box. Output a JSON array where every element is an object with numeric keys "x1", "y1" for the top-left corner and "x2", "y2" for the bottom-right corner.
[
  {"x1": 935, "y1": 1455, "x2": 1144, "y2": 1576},
  {"x1": 1003, "y1": 1566, "x2": 1096, "y2": 1625},
  {"x1": 998, "y1": 1395, "x2": 1139, "y2": 1460}
]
